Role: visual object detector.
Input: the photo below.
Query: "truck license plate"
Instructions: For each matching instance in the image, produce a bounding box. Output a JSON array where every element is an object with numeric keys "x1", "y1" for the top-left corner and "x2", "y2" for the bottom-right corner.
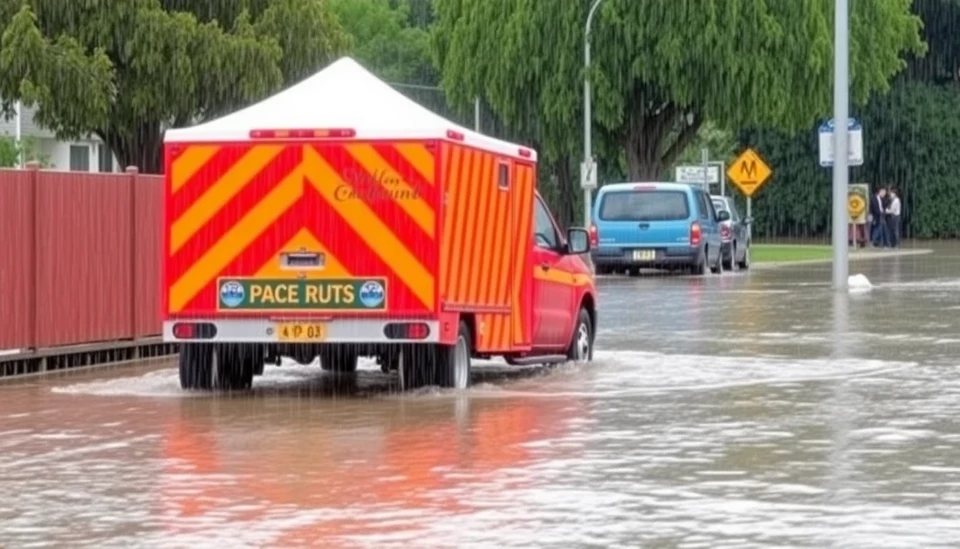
[
  {"x1": 631, "y1": 249, "x2": 655, "y2": 261},
  {"x1": 277, "y1": 322, "x2": 327, "y2": 342}
]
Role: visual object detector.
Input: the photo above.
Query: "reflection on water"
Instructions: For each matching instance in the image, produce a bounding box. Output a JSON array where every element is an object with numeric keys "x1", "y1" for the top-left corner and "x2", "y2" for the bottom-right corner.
[{"x1": 1, "y1": 249, "x2": 960, "y2": 547}]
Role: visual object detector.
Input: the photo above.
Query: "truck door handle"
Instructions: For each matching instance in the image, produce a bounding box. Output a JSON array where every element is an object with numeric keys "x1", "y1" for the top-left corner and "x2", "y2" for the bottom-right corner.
[{"x1": 541, "y1": 263, "x2": 550, "y2": 272}]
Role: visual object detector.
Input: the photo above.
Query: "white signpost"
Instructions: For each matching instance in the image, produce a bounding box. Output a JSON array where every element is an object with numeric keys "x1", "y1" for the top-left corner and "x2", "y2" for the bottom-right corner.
[
  {"x1": 818, "y1": 118, "x2": 863, "y2": 167},
  {"x1": 675, "y1": 165, "x2": 721, "y2": 185}
]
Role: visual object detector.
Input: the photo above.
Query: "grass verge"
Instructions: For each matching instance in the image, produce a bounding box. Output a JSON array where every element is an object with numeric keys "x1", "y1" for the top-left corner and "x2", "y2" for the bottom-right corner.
[{"x1": 751, "y1": 244, "x2": 833, "y2": 263}]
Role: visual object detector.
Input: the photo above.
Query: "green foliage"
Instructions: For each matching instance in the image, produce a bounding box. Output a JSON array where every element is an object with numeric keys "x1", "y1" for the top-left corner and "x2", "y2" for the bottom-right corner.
[
  {"x1": 0, "y1": 0, "x2": 351, "y2": 173},
  {"x1": 0, "y1": 134, "x2": 51, "y2": 168},
  {"x1": 432, "y1": 0, "x2": 925, "y2": 182},
  {"x1": 329, "y1": 0, "x2": 436, "y2": 85},
  {"x1": 739, "y1": 81, "x2": 960, "y2": 239}
]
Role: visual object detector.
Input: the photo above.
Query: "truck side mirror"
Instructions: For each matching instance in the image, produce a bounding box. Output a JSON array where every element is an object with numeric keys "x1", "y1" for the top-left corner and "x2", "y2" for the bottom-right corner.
[{"x1": 566, "y1": 228, "x2": 590, "y2": 254}]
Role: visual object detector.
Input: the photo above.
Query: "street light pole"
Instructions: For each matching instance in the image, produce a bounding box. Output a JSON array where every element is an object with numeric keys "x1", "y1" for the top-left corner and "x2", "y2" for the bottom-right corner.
[
  {"x1": 583, "y1": 0, "x2": 605, "y2": 227},
  {"x1": 832, "y1": 0, "x2": 850, "y2": 290}
]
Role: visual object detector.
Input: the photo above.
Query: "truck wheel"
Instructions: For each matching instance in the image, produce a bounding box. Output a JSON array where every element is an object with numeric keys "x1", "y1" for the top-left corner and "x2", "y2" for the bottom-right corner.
[
  {"x1": 179, "y1": 343, "x2": 213, "y2": 390},
  {"x1": 397, "y1": 346, "x2": 434, "y2": 391},
  {"x1": 566, "y1": 308, "x2": 594, "y2": 362},
  {"x1": 212, "y1": 345, "x2": 254, "y2": 390},
  {"x1": 320, "y1": 346, "x2": 359, "y2": 374},
  {"x1": 434, "y1": 321, "x2": 472, "y2": 389}
]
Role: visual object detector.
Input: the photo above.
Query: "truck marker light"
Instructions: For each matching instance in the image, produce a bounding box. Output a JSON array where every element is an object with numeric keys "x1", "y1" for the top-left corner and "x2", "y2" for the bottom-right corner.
[{"x1": 249, "y1": 128, "x2": 356, "y2": 139}]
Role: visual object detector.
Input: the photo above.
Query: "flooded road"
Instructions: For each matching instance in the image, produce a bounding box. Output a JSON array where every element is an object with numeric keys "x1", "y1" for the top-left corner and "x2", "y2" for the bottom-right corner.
[{"x1": 3, "y1": 244, "x2": 960, "y2": 548}]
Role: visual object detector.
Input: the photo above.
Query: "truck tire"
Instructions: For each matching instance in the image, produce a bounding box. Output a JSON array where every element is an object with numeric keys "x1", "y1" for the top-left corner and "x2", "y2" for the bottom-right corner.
[
  {"x1": 179, "y1": 343, "x2": 213, "y2": 390},
  {"x1": 213, "y1": 345, "x2": 254, "y2": 390},
  {"x1": 397, "y1": 345, "x2": 434, "y2": 391},
  {"x1": 435, "y1": 321, "x2": 472, "y2": 389},
  {"x1": 320, "y1": 345, "x2": 359, "y2": 374},
  {"x1": 566, "y1": 308, "x2": 594, "y2": 362}
]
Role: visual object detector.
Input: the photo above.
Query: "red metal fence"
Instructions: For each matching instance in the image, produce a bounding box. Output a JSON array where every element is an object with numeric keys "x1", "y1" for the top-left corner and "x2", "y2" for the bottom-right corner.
[{"x1": 0, "y1": 164, "x2": 163, "y2": 351}]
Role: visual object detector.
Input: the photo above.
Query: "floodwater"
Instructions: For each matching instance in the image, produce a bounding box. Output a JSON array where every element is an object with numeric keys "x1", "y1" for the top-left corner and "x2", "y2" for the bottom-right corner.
[{"x1": 3, "y1": 244, "x2": 960, "y2": 548}]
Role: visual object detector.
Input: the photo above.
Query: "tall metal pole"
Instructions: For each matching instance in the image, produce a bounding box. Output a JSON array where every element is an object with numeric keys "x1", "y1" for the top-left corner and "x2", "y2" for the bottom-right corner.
[
  {"x1": 14, "y1": 100, "x2": 22, "y2": 168},
  {"x1": 474, "y1": 97, "x2": 481, "y2": 132},
  {"x1": 832, "y1": 0, "x2": 850, "y2": 290},
  {"x1": 583, "y1": 0, "x2": 605, "y2": 227}
]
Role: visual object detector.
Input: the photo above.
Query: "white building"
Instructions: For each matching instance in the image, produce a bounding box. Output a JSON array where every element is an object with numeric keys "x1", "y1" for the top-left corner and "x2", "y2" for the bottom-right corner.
[{"x1": 0, "y1": 102, "x2": 120, "y2": 172}]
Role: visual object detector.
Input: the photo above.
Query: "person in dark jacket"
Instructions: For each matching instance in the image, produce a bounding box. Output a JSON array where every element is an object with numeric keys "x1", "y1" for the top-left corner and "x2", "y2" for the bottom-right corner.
[{"x1": 869, "y1": 187, "x2": 888, "y2": 248}]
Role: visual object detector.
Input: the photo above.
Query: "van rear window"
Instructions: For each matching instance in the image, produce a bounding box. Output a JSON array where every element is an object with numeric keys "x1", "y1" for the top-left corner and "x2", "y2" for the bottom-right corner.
[{"x1": 598, "y1": 190, "x2": 690, "y2": 221}]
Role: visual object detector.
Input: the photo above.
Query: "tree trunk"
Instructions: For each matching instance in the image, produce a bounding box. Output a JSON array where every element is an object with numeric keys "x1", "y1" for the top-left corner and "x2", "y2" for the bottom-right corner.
[
  {"x1": 100, "y1": 122, "x2": 163, "y2": 174},
  {"x1": 622, "y1": 101, "x2": 703, "y2": 182}
]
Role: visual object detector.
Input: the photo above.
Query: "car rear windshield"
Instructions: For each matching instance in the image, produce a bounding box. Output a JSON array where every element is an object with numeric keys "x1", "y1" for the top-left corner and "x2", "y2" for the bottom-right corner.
[
  {"x1": 598, "y1": 190, "x2": 690, "y2": 222},
  {"x1": 712, "y1": 199, "x2": 727, "y2": 212}
]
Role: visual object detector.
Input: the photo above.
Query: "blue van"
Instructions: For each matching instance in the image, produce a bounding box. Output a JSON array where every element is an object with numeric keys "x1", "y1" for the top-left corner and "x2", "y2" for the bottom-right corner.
[{"x1": 589, "y1": 182, "x2": 728, "y2": 275}]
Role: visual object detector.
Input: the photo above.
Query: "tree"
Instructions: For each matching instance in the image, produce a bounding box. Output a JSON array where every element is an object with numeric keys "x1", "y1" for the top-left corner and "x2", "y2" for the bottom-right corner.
[
  {"x1": 0, "y1": 0, "x2": 351, "y2": 174},
  {"x1": 329, "y1": 0, "x2": 437, "y2": 86},
  {"x1": 432, "y1": 0, "x2": 926, "y2": 183}
]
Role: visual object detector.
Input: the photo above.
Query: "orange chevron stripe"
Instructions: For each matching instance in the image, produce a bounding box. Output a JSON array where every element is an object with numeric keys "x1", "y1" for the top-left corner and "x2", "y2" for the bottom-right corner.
[
  {"x1": 456, "y1": 153, "x2": 489, "y2": 302},
  {"x1": 447, "y1": 149, "x2": 476, "y2": 302},
  {"x1": 169, "y1": 165, "x2": 304, "y2": 312},
  {"x1": 394, "y1": 143, "x2": 435, "y2": 184},
  {"x1": 171, "y1": 145, "x2": 221, "y2": 193},
  {"x1": 512, "y1": 166, "x2": 535, "y2": 344},
  {"x1": 345, "y1": 144, "x2": 435, "y2": 238},
  {"x1": 254, "y1": 228, "x2": 352, "y2": 279},
  {"x1": 301, "y1": 146, "x2": 434, "y2": 309},
  {"x1": 170, "y1": 145, "x2": 284, "y2": 254},
  {"x1": 485, "y1": 165, "x2": 509, "y2": 308},
  {"x1": 439, "y1": 145, "x2": 458, "y2": 302}
]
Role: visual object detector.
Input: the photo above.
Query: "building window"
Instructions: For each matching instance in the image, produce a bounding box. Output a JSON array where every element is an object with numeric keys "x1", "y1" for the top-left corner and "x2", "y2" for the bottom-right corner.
[
  {"x1": 98, "y1": 145, "x2": 114, "y2": 172},
  {"x1": 69, "y1": 145, "x2": 90, "y2": 172}
]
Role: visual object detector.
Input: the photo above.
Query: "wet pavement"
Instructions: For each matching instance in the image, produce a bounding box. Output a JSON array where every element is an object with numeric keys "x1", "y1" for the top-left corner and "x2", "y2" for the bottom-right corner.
[{"x1": 2, "y1": 242, "x2": 960, "y2": 548}]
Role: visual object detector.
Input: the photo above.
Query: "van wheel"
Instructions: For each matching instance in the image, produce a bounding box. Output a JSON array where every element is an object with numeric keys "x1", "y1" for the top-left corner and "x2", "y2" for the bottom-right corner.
[
  {"x1": 690, "y1": 250, "x2": 706, "y2": 275},
  {"x1": 566, "y1": 308, "x2": 594, "y2": 362},
  {"x1": 435, "y1": 321, "x2": 472, "y2": 389},
  {"x1": 320, "y1": 346, "x2": 359, "y2": 374},
  {"x1": 179, "y1": 343, "x2": 213, "y2": 390},
  {"x1": 710, "y1": 248, "x2": 723, "y2": 274},
  {"x1": 738, "y1": 244, "x2": 751, "y2": 270},
  {"x1": 723, "y1": 243, "x2": 736, "y2": 271}
]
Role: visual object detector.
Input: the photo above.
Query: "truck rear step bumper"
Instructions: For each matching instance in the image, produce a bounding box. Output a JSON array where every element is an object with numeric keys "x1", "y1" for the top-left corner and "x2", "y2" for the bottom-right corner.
[{"x1": 163, "y1": 319, "x2": 441, "y2": 344}]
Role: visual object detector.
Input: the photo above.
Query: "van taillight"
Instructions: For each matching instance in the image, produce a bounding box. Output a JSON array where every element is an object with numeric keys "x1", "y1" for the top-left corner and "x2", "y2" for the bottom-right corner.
[
  {"x1": 690, "y1": 221, "x2": 702, "y2": 246},
  {"x1": 589, "y1": 224, "x2": 599, "y2": 247}
]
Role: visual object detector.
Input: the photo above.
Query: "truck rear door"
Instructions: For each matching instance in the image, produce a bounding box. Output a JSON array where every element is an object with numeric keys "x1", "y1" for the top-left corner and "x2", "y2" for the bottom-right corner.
[{"x1": 164, "y1": 140, "x2": 439, "y2": 319}]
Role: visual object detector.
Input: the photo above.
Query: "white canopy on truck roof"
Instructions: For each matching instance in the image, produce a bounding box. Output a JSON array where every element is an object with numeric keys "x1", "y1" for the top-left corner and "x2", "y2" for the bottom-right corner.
[{"x1": 163, "y1": 56, "x2": 537, "y2": 161}]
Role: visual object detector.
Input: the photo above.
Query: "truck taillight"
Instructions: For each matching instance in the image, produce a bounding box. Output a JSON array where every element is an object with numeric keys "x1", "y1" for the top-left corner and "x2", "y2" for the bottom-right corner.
[
  {"x1": 384, "y1": 322, "x2": 431, "y2": 340},
  {"x1": 690, "y1": 221, "x2": 702, "y2": 246},
  {"x1": 589, "y1": 224, "x2": 599, "y2": 247},
  {"x1": 249, "y1": 128, "x2": 356, "y2": 139},
  {"x1": 172, "y1": 322, "x2": 217, "y2": 339}
]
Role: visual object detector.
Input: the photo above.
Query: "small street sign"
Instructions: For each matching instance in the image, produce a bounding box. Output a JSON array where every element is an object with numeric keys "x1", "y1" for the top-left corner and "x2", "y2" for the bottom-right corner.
[
  {"x1": 726, "y1": 148, "x2": 772, "y2": 198},
  {"x1": 818, "y1": 118, "x2": 864, "y2": 167}
]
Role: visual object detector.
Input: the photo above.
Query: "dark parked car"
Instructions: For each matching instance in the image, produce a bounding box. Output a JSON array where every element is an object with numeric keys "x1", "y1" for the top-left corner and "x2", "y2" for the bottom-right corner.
[{"x1": 711, "y1": 195, "x2": 751, "y2": 270}]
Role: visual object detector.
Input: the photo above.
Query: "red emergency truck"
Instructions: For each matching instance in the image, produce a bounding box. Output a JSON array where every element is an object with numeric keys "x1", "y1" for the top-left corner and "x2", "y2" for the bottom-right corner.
[{"x1": 162, "y1": 57, "x2": 598, "y2": 391}]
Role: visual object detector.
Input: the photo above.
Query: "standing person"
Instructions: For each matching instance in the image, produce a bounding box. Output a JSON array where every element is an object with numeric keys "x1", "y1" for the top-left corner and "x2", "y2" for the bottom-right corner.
[
  {"x1": 869, "y1": 187, "x2": 888, "y2": 248},
  {"x1": 886, "y1": 188, "x2": 902, "y2": 248}
]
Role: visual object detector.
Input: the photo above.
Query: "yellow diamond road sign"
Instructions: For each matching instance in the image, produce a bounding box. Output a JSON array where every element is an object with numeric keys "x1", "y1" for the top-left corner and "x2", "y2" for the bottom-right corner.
[{"x1": 727, "y1": 148, "x2": 772, "y2": 198}]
